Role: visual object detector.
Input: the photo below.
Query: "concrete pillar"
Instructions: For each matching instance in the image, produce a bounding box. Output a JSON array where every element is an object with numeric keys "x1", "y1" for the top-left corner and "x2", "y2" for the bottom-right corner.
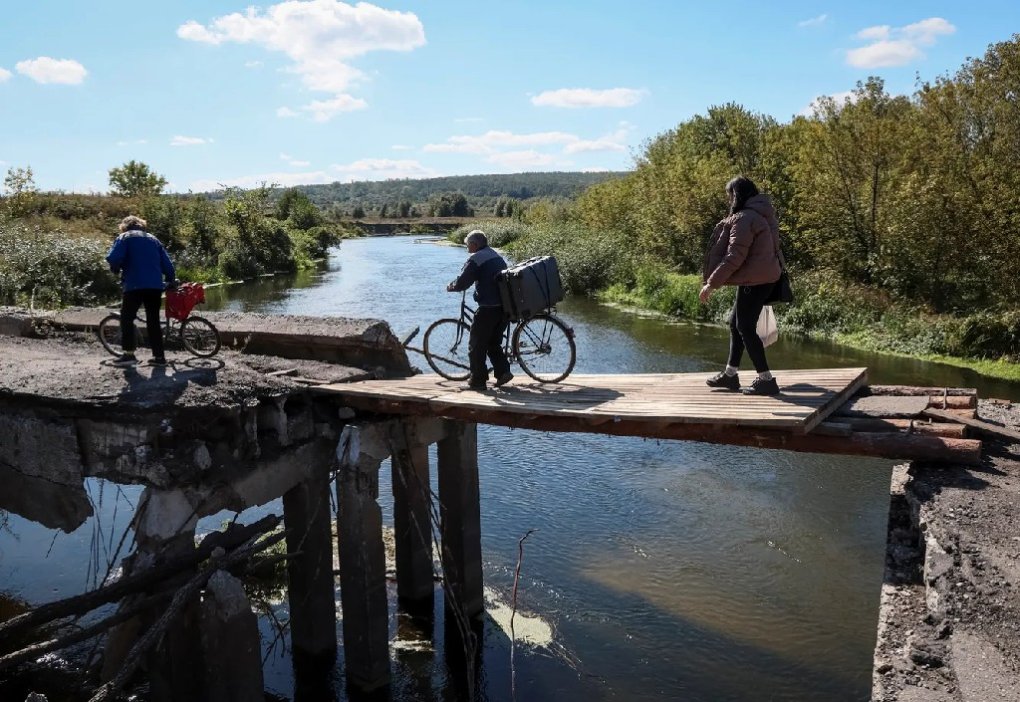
[
  {"x1": 101, "y1": 488, "x2": 204, "y2": 699},
  {"x1": 283, "y1": 472, "x2": 338, "y2": 661},
  {"x1": 436, "y1": 421, "x2": 484, "y2": 620},
  {"x1": 199, "y1": 571, "x2": 265, "y2": 702},
  {"x1": 391, "y1": 437, "x2": 435, "y2": 605},
  {"x1": 335, "y1": 424, "x2": 391, "y2": 691}
]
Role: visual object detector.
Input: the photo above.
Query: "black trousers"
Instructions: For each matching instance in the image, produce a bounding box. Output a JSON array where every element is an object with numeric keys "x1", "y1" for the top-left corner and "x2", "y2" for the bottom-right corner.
[
  {"x1": 469, "y1": 305, "x2": 511, "y2": 385},
  {"x1": 726, "y1": 282, "x2": 776, "y2": 373},
  {"x1": 121, "y1": 289, "x2": 165, "y2": 358}
]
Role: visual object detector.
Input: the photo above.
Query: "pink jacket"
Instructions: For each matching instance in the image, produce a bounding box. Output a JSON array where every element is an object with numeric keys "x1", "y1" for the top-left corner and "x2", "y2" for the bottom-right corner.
[{"x1": 703, "y1": 194, "x2": 782, "y2": 288}]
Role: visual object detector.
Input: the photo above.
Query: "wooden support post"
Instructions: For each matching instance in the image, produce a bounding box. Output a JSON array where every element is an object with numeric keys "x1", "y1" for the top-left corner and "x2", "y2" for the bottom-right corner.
[
  {"x1": 391, "y1": 430, "x2": 435, "y2": 604},
  {"x1": 283, "y1": 471, "x2": 337, "y2": 662},
  {"x1": 437, "y1": 421, "x2": 484, "y2": 620},
  {"x1": 335, "y1": 424, "x2": 391, "y2": 692}
]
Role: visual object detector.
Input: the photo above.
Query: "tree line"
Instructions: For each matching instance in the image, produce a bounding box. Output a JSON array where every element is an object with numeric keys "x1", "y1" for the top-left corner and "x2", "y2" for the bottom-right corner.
[{"x1": 570, "y1": 36, "x2": 1020, "y2": 316}]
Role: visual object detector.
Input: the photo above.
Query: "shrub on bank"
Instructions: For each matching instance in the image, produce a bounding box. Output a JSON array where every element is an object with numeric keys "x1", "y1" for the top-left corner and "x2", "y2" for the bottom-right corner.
[
  {"x1": 599, "y1": 266, "x2": 734, "y2": 322},
  {"x1": 0, "y1": 224, "x2": 118, "y2": 307},
  {"x1": 449, "y1": 219, "x2": 529, "y2": 248}
]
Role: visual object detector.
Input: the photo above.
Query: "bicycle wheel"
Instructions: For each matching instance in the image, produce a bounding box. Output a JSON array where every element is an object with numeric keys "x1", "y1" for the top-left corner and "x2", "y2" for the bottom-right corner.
[
  {"x1": 423, "y1": 318, "x2": 472, "y2": 381},
  {"x1": 181, "y1": 316, "x2": 221, "y2": 357},
  {"x1": 97, "y1": 314, "x2": 127, "y2": 356},
  {"x1": 512, "y1": 314, "x2": 576, "y2": 383}
]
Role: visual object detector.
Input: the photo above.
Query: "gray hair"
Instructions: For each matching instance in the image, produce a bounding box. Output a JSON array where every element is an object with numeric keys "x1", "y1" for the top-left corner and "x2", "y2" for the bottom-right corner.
[
  {"x1": 119, "y1": 215, "x2": 147, "y2": 233},
  {"x1": 464, "y1": 230, "x2": 487, "y2": 248}
]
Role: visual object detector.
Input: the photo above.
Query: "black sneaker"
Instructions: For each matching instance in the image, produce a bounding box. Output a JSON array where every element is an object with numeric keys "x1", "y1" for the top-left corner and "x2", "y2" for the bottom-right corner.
[
  {"x1": 463, "y1": 383, "x2": 487, "y2": 392},
  {"x1": 742, "y1": 377, "x2": 780, "y2": 396},
  {"x1": 494, "y1": 371, "x2": 514, "y2": 387},
  {"x1": 112, "y1": 353, "x2": 137, "y2": 367},
  {"x1": 706, "y1": 371, "x2": 740, "y2": 391},
  {"x1": 148, "y1": 357, "x2": 168, "y2": 367}
]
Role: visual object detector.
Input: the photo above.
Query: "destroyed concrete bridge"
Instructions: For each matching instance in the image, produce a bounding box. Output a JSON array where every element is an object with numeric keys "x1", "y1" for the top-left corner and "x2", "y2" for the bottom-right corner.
[{"x1": 0, "y1": 306, "x2": 993, "y2": 699}]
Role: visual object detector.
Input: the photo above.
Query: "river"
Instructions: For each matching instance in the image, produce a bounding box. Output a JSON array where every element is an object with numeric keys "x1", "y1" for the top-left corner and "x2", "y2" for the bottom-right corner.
[{"x1": 3, "y1": 235, "x2": 1019, "y2": 701}]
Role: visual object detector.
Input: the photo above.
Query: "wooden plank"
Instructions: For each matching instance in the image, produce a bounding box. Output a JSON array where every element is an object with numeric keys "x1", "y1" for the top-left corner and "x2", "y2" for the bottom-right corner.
[
  {"x1": 315, "y1": 368, "x2": 868, "y2": 435},
  {"x1": 922, "y1": 409, "x2": 1020, "y2": 443}
]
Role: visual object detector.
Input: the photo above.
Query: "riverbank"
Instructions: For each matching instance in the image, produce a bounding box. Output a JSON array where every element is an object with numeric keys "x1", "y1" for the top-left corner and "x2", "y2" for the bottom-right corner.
[
  {"x1": 596, "y1": 269, "x2": 1020, "y2": 384},
  {"x1": 873, "y1": 399, "x2": 1020, "y2": 700}
]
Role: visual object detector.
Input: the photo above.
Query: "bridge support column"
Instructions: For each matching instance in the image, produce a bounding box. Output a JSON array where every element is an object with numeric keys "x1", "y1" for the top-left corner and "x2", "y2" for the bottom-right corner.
[
  {"x1": 283, "y1": 471, "x2": 337, "y2": 668},
  {"x1": 335, "y1": 424, "x2": 391, "y2": 692},
  {"x1": 437, "y1": 421, "x2": 484, "y2": 620},
  {"x1": 391, "y1": 425, "x2": 435, "y2": 606}
]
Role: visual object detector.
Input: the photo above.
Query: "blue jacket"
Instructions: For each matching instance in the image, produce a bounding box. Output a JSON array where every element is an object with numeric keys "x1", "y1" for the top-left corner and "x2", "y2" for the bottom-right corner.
[
  {"x1": 450, "y1": 245, "x2": 507, "y2": 307},
  {"x1": 106, "y1": 230, "x2": 176, "y2": 292}
]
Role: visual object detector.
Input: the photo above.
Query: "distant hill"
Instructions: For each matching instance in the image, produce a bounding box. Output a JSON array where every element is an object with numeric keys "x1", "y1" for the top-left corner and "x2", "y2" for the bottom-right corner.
[{"x1": 292, "y1": 171, "x2": 628, "y2": 213}]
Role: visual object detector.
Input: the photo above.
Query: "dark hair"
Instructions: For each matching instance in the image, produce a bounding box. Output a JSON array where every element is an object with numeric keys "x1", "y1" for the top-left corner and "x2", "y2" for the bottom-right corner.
[{"x1": 726, "y1": 176, "x2": 759, "y2": 214}]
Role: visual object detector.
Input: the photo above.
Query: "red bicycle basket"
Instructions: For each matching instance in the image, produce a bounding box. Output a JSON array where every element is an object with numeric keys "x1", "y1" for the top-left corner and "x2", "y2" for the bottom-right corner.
[{"x1": 165, "y1": 282, "x2": 205, "y2": 321}]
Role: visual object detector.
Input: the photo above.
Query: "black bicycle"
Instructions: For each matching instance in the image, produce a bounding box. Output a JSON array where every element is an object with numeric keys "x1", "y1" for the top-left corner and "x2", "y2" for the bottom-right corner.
[
  {"x1": 415, "y1": 292, "x2": 576, "y2": 383},
  {"x1": 97, "y1": 282, "x2": 221, "y2": 358}
]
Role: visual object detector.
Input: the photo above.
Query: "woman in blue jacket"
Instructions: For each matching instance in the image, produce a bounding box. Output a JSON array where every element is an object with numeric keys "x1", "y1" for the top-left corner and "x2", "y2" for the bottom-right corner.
[{"x1": 105, "y1": 215, "x2": 176, "y2": 366}]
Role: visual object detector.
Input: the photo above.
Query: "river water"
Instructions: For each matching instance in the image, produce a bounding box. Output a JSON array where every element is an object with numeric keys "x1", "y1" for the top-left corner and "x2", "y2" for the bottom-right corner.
[{"x1": 4, "y1": 235, "x2": 1020, "y2": 701}]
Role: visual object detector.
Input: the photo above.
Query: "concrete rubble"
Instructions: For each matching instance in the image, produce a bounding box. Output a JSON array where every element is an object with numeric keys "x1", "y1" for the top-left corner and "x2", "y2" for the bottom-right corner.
[{"x1": 873, "y1": 400, "x2": 1020, "y2": 701}]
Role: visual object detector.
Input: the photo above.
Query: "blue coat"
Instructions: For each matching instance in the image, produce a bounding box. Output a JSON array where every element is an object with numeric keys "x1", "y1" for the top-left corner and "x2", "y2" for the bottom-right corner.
[
  {"x1": 106, "y1": 230, "x2": 176, "y2": 292},
  {"x1": 450, "y1": 246, "x2": 507, "y2": 307}
]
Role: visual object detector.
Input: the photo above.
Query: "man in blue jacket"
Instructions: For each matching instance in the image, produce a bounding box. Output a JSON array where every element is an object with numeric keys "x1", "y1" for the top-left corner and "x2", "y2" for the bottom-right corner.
[
  {"x1": 105, "y1": 215, "x2": 176, "y2": 366},
  {"x1": 447, "y1": 230, "x2": 513, "y2": 390}
]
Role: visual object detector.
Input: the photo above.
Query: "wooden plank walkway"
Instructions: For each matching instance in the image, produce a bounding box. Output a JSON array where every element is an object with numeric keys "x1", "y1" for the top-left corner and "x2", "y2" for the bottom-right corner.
[{"x1": 316, "y1": 367, "x2": 868, "y2": 436}]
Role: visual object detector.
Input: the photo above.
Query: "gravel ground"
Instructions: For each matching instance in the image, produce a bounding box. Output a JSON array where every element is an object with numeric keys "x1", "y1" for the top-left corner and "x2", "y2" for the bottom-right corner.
[{"x1": 873, "y1": 399, "x2": 1020, "y2": 701}]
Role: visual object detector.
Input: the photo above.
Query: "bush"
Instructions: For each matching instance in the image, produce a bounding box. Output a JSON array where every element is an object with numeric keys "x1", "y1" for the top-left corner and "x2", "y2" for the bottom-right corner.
[
  {"x1": 601, "y1": 264, "x2": 734, "y2": 322},
  {"x1": 449, "y1": 219, "x2": 529, "y2": 248},
  {"x1": 0, "y1": 224, "x2": 118, "y2": 307},
  {"x1": 506, "y1": 223, "x2": 632, "y2": 295}
]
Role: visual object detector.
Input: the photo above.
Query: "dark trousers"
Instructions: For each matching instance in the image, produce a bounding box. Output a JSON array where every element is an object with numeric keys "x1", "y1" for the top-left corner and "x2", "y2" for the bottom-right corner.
[
  {"x1": 469, "y1": 305, "x2": 511, "y2": 385},
  {"x1": 121, "y1": 289, "x2": 165, "y2": 358},
  {"x1": 726, "y1": 282, "x2": 776, "y2": 373}
]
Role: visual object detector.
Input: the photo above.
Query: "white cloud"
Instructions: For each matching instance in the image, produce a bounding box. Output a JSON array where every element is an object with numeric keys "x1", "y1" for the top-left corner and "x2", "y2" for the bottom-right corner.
[
  {"x1": 301, "y1": 94, "x2": 368, "y2": 122},
  {"x1": 847, "y1": 17, "x2": 955, "y2": 68},
  {"x1": 531, "y1": 87, "x2": 646, "y2": 109},
  {"x1": 178, "y1": 1, "x2": 425, "y2": 121},
  {"x1": 191, "y1": 170, "x2": 336, "y2": 191},
  {"x1": 0, "y1": 67, "x2": 11, "y2": 83},
  {"x1": 244, "y1": 60, "x2": 264, "y2": 68},
  {"x1": 171, "y1": 135, "x2": 214, "y2": 146},
  {"x1": 330, "y1": 158, "x2": 438, "y2": 181},
  {"x1": 280, "y1": 153, "x2": 311, "y2": 167},
  {"x1": 799, "y1": 90, "x2": 858, "y2": 117},
  {"x1": 453, "y1": 116, "x2": 484, "y2": 124},
  {"x1": 391, "y1": 144, "x2": 413, "y2": 151},
  {"x1": 117, "y1": 139, "x2": 149, "y2": 146},
  {"x1": 277, "y1": 106, "x2": 300, "y2": 118},
  {"x1": 856, "y1": 25, "x2": 890, "y2": 41},
  {"x1": 486, "y1": 150, "x2": 557, "y2": 169},
  {"x1": 15, "y1": 57, "x2": 87, "y2": 85},
  {"x1": 798, "y1": 14, "x2": 828, "y2": 28}
]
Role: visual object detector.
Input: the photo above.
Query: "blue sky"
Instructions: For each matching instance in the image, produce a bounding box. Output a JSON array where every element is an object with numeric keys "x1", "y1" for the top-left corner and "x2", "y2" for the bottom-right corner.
[{"x1": 0, "y1": 1, "x2": 1014, "y2": 193}]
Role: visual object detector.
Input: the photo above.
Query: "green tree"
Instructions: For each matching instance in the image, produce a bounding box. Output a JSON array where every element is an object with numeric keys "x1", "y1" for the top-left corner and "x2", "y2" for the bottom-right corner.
[
  {"x1": 2, "y1": 166, "x2": 38, "y2": 217},
  {"x1": 108, "y1": 160, "x2": 168, "y2": 198},
  {"x1": 351, "y1": 204, "x2": 365, "y2": 219}
]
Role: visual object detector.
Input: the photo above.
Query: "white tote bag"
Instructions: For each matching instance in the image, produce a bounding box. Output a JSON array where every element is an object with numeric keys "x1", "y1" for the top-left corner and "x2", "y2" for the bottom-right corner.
[{"x1": 757, "y1": 305, "x2": 779, "y2": 347}]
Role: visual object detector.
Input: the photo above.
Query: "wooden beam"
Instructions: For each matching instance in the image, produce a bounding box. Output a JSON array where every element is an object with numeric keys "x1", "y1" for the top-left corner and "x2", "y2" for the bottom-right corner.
[
  {"x1": 839, "y1": 417, "x2": 968, "y2": 438},
  {"x1": 922, "y1": 409, "x2": 1020, "y2": 443}
]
